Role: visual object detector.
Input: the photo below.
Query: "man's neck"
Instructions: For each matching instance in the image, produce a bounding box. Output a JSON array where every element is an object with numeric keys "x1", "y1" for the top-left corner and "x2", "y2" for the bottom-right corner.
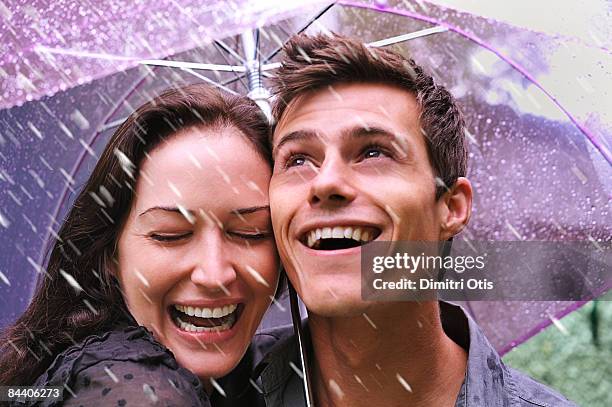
[{"x1": 308, "y1": 301, "x2": 467, "y2": 407}]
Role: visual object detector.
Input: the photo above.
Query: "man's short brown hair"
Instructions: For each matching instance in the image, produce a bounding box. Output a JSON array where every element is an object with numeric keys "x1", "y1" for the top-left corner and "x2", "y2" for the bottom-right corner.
[{"x1": 271, "y1": 33, "x2": 467, "y2": 199}]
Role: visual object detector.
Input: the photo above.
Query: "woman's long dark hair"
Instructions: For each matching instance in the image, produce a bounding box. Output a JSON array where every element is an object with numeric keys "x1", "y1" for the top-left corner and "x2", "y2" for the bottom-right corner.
[{"x1": 0, "y1": 84, "x2": 272, "y2": 385}]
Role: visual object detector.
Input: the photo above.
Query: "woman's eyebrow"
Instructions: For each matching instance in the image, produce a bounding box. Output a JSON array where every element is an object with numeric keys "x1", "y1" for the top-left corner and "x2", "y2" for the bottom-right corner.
[
  {"x1": 230, "y1": 205, "x2": 270, "y2": 215},
  {"x1": 138, "y1": 206, "x2": 184, "y2": 217}
]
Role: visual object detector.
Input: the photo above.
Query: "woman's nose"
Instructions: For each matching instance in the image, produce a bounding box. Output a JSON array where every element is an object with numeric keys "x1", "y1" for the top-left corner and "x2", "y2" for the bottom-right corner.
[{"x1": 189, "y1": 232, "x2": 237, "y2": 292}]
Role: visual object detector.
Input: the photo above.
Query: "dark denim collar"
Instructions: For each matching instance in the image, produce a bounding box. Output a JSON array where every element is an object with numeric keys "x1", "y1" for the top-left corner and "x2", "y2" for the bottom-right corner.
[
  {"x1": 440, "y1": 302, "x2": 510, "y2": 407},
  {"x1": 257, "y1": 302, "x2": 518, "y2": 407}
]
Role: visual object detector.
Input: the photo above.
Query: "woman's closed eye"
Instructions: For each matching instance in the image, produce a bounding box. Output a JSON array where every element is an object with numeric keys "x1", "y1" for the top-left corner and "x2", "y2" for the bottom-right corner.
[
  {"x1": 148, "y1": 232, "x2": 192, "y2": 242},
  {"x1": 225, "y1": 230, "x2": 272, "y2": 241}
]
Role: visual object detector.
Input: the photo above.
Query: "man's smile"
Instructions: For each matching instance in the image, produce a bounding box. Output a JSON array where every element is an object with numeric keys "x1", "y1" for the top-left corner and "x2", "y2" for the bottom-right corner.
[{"x1": 300, "y1": 225, "x2": 381, "y2": 250}]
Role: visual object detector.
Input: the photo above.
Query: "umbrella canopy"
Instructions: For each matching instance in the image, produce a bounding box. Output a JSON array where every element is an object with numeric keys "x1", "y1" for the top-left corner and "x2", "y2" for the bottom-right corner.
[
  {"x1": 0, "y1": 0, "x2": 329, "y2": 109},
  {"x1": 1, "y1": 0, "x2": 610, "y2": 355}
]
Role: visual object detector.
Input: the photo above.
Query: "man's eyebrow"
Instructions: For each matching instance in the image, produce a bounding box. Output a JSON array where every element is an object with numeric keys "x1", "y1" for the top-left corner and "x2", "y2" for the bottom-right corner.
[
  {"x1": 230, "y1": 205, "x2": 270, "y2": 215},
  {"x1": 139, "y1": 206, "x2": 185, "y2": 217},
  {"x1": 343, "y1": 125, "x2": 398, "y2": 140},
  {"x1": 274, "y1": 126, "x2": 397, "y2": 151},
  {"x1": 272, "y1": 129, "x2": 318, "y2": 157}
]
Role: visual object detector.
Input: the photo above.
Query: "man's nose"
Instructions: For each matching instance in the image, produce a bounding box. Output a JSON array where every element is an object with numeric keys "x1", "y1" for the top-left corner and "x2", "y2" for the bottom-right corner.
[
  {"x1": 189, "y1": 231, "x2": 236, "y2": 292},
  {"x1": 308, "y1": 155, "x2": 357, "y2": 208}
]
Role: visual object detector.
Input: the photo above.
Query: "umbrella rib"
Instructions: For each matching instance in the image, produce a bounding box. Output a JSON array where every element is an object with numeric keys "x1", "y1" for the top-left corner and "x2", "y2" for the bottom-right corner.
[
  {"x1": 368, "y1": 26, "x2": 449, "y2": 47},
  {"x1": 211, "y1": 35, "x2": 250, "y2": 93},
  {"x1": 98, "y1": 118, "x2": 127, "y2": 133},
  {"x1": 221, "y1": 73, "x2": 247, "y2": 86},
  {"x1": 139, "y1": 59, "x2": 245, "y2": 72},
  {"x1": 214, "y1": 39, "x2": 246, "y2": 63},
  {"x1": 180, "y1": 68, "x2": 239, "y2": 95},
  {"x1": 263, "y1": 2, "x2": 336, "y2": 64}
]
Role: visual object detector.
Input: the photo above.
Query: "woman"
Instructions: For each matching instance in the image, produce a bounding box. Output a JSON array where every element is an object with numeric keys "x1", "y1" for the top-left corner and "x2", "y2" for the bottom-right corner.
[{"x1": 0, "y1": 84, "x2": 286, "y2": 405}]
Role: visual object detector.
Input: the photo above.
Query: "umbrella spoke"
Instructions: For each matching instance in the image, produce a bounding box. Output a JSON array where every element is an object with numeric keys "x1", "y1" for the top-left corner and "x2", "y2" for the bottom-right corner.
[
  {"x1": 211, "y1": 35, "x2": 250, "y2": 93},
  {"x1": 221, "y1": 73, "x2": 247, "y2": 86},
  {"x1": 368, "y1": 26, "x2": 448, "y2": 47},
  {"x1": 214, "y1": 39, "x2": 246, "y2": 64},
  {"x1": 263, "y1": 2, "x2": 336, "y2": 64},
  {"x1": 180, "y1": 68, "x2": 239, "y2": 95},
  {"x1": 139, "y1": 59, "x2": 245, "y2": 72}
]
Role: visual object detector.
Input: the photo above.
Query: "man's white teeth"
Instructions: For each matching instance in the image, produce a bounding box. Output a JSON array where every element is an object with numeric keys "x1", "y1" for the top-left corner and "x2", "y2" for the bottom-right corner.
[
  {"x1": 175, "y1": 316, "x2": 234, "y2": 333},
  {"x1": 174, "y1": 304, "x2": 237, "y2": 318},
  {"x1": 306, "y1": 226, "x2": 375, "y2": 248}
]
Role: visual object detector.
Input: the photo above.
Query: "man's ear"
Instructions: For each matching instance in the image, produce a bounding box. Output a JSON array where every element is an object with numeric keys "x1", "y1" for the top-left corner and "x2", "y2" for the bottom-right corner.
[{"x1": 440, "y1": 177, "x2": 472, "y2": 240}]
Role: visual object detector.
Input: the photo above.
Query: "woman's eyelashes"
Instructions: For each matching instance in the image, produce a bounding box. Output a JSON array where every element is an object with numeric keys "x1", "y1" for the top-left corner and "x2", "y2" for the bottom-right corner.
[
  {"x1": 148, "y1": 232, "x2": 192, "y2": 242},
  {"x1": 225, "y1": 230, "x2": 272, "y2": 241},
  {"x1": 146, "y1": 230, "x2": 272, "y2": 244}
]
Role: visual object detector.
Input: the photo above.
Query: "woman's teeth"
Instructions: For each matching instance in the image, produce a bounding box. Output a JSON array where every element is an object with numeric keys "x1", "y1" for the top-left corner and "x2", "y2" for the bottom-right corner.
[
  {"x1": 174, "y1": 304, "x2": 237, "y2": 318},
  {"x1": 306, "y1": 226, "x2": 376, "y2": 248},
  {"x1": 173, "y1": 304, "x2": 239, "y2": 333},
  {"x1": 175, "y1": 315, "x2": 235, "y2": 332}
]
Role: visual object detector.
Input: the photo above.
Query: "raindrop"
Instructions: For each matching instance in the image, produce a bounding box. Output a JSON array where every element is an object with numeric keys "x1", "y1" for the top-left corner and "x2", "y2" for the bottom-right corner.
[
  {"x1": 138, "y1": 288, "x2": 153, "y2": 305},
  {"x1": 0, "y1": 2, "x2": 12, "y2": 19},
  {"x1": 210, "y1": 377, "x2": 227, "y2": 397},
  {"x1": 329, "y1": 379, "x2": 345, "y2": 399},
  {"x1": 79, "y1": 138, "x2": 96, "y2": 157},
  {"x1": 60, "y1": 269, "x2": 83, "y2": 293},
  {"x1": 82, "y1": 299, "x2": 99, "y2": 315},
  {"x1": 0, "y1": 210, "x2": 11, "y2": 228},
  {"x1": 269, "y1": 295, "x2": 286, "y2": 312},
  {"x1": 362, "y1": 313, "x2": 377, "y2": 329},
  {"x1": 245, "y1": 265, "x2": 270, "y2": 288},
  {"x1": 89, "y1": 191, "x2": 106, "y2": 208},
  {"x1": 99, "y1": 186, "x2": 115, "y2": 207},
  {"x1": 0, "y1": 270, "x2": 11, "y2": 286},
  {"x1": 188, "y1": 152, "x2": 202, "y2": 169},
  {"x1": 177, "y1": 204, "x2": 195, "y2": 224},
  {"x1": 70, "y1": 109, "x2": 90, "y2": 130},
  {"x1": 143, "y1": 383, "x2": 159, "y2": 403},
  {"x1": 396, "y1": 373, "x2": 413, "y2": 392},
  {"x1": 168, "y1": 181, "x2": 183, "y2": 198},
  {"x1": 104, "y1": 366, "x2": 118, "y2": 383},
  {"x1": 134, "y1": 269, "x2": 150, "y2": 288},
  {"x1": 27, "y1": 121, "x2": 43, "y2": 140},
  {"x1": 214, "y1": 165, "x2": 231, "y2": 184},
  {"x1": 114, "y1": 148, "x2": 135, "y2": 179},
  {"x1": 289, "y1": 361, "x2": 304, "y2": 378},
  {"x1": 548, "y1": 314, "x2": 569, "y2": 335},
  {"x1": 59, "y1": 168, "x2": 75, "y2": 185},
  {"x1": 249, "y1": 378, "x2": 263, "y2": 394},
  {"x1": 354, "y1": 374, "x2": 369, "y2": 391},
  {"x1": 505, "y1": 220, "x2": 523, "y2": 240}
]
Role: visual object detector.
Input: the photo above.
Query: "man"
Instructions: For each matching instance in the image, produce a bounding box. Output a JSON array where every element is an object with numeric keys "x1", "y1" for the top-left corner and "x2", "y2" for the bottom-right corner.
[{"x1": 258, "y1": 33, "x2": 576, "y2": 406}]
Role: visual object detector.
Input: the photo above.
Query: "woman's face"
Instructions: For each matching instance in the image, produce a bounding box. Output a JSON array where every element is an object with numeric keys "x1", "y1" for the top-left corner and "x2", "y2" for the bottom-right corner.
[{"x1": 116, "y1": 125, "x2": 278, "y2": 380}]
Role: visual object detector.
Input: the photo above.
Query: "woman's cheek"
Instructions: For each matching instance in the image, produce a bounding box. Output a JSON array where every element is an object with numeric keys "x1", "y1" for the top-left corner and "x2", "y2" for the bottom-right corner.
[{"x1": 247, "y1": 243, "x2": 280, "y2": 295}]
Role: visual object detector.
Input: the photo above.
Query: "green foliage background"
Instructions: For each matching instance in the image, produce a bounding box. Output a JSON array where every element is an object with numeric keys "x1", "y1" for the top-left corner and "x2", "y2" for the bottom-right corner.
[{"x1": 503, "y1": 297, "x2": 612, "y2": 407}]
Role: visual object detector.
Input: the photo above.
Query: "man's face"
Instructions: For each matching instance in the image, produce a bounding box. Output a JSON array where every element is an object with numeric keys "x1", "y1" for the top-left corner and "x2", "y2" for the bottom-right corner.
[{"x1": 270, "y1": 83, "x2": 452, "y2": 316}]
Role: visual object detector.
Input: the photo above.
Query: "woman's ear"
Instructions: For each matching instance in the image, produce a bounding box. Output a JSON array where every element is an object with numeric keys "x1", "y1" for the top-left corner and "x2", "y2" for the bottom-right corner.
[{"x1": 440, "y1": 177, "x2": 472, "y2": 240}]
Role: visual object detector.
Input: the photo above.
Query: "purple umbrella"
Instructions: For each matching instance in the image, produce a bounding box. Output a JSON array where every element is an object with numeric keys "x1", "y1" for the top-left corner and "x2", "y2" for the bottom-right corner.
[{"x1": 1, "y1": 0, "x2": 610, "y2": 357}]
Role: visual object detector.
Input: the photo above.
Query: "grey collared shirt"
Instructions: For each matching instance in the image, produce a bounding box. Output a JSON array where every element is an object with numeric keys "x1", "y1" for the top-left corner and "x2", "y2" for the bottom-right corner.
[{"x1": 255, "y1": 302, "x2": 578, "y2": 406}]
